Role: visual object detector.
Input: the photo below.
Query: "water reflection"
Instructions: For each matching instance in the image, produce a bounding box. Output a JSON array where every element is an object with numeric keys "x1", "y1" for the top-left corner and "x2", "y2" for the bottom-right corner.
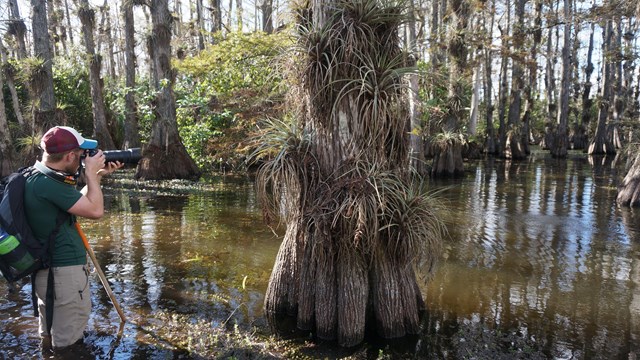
[
  {"x1": 0, "y1": 177, "x2": 278, "y2": 359},
  {"x1": 1, "y1": 153, "x2": 639, "y2": 358},
  {"x1": 423, "y1": 151, "x2": 640, "y2": 359}
]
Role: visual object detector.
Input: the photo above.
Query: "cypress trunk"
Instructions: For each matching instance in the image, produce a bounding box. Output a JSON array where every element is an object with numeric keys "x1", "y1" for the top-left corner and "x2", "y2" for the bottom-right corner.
[
  {"x1": 31, "y1": 0, "x2": 57, "y2": 121},
  {"x1": 588, "y1": 20, "x2": 616, "y2": 155},
  {"x1": 123, "y1": 1, "x2": 141, "y2": 149},
  {"x1": 135, "y1": 0, "x2": 200, "y2": 180},
  {"x1": 551, "y1": 0, "x2": 572, "y2": 158},
  {"x1": 617, "y1": 151, "x2": 640, "y2": 207},
  {"x1": 336, "y1": 246, "x2": 368, "y2": 347},
  {"x1": 258, "y1": 0, "x2": 445, "y2": 346},
  {"x1": 79, "y1": 0, "x2": 116, "y2": 149}
]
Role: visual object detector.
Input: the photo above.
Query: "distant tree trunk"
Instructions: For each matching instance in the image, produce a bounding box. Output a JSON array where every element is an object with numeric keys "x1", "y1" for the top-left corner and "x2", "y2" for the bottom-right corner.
[
  {"x1": 79, "y1": 0, "x2": 116, "y2": 150},
  {"x1": 31, "y1": 0, "x2": 58, "y2": 129},
  {"x1": 0, "y1": 40, "x2": 26, "y2": 133},
  {"x1": 505, "y1": 0, "x2": 526, "y2": 159},
  {"x1": 545, "y1": 2, "x2": 558, "y2": 125},
  {"x1": 433, "y1": 0, "x2": 467, "y2": 177},
  {"x1": 236, "y1": 0, "x2": 243, "y2": 32},
  {"x1": 521, "y1": 0, "x2": 542, "y2": 154},
  {"x1": 64, "y1": 0, "x2": 74, "y2": 47},
  {"x1": 577, "y1": 23, "x2": 595, "y2": 151},
  {"x1": 468, "y1": 47, "x2": 481, "y2": 137},
  {"x1": 483, "y1": 0, "x2": 496, "y2": 155},
  {"x1": 261, "y1": 0, "x2": 274, "y2": 34},
  {"x1": 570, "y1": 6, "x2": 581, "y2": 131},
  {"x1": 621, "y1": 19, "x2": 637, "y2": 121},
  {"x1": 8, "y1": 0, "x2": 28, "y2": 59},
  {"x1": 135, "y1": 0, "x2": 200, "y2": 180},
  {"x1": 611, "y1": 19, "x2": 624, "y2": 150},
  {"x1": 496, "y1": 0, "x2": 510, "y2": 155},
  {"x1": 408, "y1": 0, "x2": 425, "y2": 175},
  {"x1": 443, "y1": 0, "x2": 468, "y2": 133},
  {"x1": 174, "y1": 0, "x2": 182, "y2": 37},
  {"x1": 122, "y1": 0, "x2": 140, "y2": 149},
  {"x1": 56, "y1": 0, "x2": 69, "y2": 54},
  {"x1": 588, "y1": 20, "x2": 615, "y2": 155},
  {"x1": 101, "y1": 0, "x2": 117, "y2": 79},
  {"x1": 48, "y1": 0, "x2": 64, "y2": 55},
  {"x1": 551, "y1": 0, "x2": 571, "y2": 158},
  {"x1": 226, "y1": 0, "x2": 233, "y2": 32},
  {"x1": 196, "y1": 0, "x2": 205, "y2": 50},
  {"x1": 210, "y1": 0, "x2": 222, "y2": 35},
  {"x1": 0, "y1": 63, "x2": 17, "y2": 177},
  {"x1": 617, "y1": 151, "x2": 640, "y2": 207},
  {"x1": 429, "y1": 0, "x2": 442, "y2": 101}
]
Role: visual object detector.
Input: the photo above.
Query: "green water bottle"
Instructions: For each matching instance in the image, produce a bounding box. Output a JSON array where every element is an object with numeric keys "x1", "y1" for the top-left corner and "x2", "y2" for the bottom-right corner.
[{"x1": 0, "y1": 229, "x2": 35, "y2": 272}]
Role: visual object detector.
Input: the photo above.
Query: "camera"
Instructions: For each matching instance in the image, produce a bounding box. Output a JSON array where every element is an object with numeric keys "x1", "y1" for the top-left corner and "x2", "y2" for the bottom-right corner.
[{"x1": 85, "y1": 148, "x2": 142, "y2": 164}]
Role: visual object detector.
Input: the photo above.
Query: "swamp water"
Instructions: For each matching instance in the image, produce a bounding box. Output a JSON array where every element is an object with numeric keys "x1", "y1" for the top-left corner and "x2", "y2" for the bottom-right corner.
[{"x1": 1, "y1": 149, "x2": 639, "y2": 359}]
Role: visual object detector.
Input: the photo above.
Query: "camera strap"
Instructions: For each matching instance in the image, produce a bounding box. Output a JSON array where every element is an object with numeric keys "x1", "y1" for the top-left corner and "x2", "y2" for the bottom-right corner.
[{"x1": 33, "y1": 161, "x2": 79, "y2": 186}]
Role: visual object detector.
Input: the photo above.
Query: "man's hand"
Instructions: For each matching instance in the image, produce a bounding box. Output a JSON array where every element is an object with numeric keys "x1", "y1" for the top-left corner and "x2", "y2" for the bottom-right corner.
[
  {"x1": 97, "y1": 161, "x2": 124, "y2": 177},
  {"x1": 84, "y1": 150, "x2": 124, "y2": 178},
  {"x1": 83, "y1": 150, "x2": 106, "y2": 178}
]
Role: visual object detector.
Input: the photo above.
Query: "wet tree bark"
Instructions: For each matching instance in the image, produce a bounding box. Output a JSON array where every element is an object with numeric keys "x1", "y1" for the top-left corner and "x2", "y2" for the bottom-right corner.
[{"x1": 135, "y1": 0, "x2": 200, "y2": 180}]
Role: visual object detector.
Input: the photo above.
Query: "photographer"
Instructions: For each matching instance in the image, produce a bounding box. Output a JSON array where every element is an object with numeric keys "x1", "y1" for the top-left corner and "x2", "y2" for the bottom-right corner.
[{"x1": 24, "y1": 126, "x2": 123, "y2": 351}]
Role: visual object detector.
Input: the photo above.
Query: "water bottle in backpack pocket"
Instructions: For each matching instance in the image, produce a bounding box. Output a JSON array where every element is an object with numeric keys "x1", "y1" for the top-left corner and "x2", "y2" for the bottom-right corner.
[{"x1": 0, "y1": 228, "x2": 39, "y2": 280}]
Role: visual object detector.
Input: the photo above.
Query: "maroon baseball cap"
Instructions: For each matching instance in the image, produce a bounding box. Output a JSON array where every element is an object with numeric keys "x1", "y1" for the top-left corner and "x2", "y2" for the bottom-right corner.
[{"x1": 41, "y1": 126, "x2": 98, "y2": 154}]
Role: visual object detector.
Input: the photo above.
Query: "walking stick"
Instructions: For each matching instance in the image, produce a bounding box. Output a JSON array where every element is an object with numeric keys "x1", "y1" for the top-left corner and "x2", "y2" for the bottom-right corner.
[{"x1": 75, "y1": 222, "x2": 127, "y2": 323}]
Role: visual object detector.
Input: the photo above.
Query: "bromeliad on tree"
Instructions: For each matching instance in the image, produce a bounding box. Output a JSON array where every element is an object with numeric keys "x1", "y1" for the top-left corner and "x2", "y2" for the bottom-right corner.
[{"x1": 253, "y1": 0, "x2": 447, "y2": 347}]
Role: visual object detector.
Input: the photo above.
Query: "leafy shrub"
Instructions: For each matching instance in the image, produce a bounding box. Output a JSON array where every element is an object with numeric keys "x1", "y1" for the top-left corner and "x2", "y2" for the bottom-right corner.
[
  {"x1": 104, "y1": 78, "x2": 156, "y2": 145},
  {"x1": 172, "y1": 31, "x2": 292, "y2": 169},
  {"x1": 175, "y1": 31, "x2": 292, "y2": 95},
  {"x1": 52, "y1": 56, "x2": 93, "y2": 135}
]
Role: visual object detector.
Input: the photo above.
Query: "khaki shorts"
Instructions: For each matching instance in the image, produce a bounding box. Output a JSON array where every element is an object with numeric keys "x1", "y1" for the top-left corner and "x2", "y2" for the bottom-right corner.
[{"x1": 35, "y1": 264, "x2": 91, "y2": 348}]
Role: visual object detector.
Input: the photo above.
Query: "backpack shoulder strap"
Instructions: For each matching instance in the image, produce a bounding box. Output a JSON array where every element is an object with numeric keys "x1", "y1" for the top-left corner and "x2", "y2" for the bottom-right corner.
[{"x1": 24, "y1": 164, "x2": 72, "y2": 332}]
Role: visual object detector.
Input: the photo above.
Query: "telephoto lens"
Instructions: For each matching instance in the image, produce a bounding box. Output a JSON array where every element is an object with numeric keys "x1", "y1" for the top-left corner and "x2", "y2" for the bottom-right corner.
[{"x1": 103, "y1": 148, "x2": 142, "y2": 164}]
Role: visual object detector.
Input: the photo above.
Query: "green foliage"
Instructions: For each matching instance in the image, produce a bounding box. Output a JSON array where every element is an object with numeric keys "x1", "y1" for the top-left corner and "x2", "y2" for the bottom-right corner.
[
  {"x1": 104, "y1": 78, "x2": 157, "y2": 144},
  {"x1": 177, "y1": 108, "x2": 235, "y2": 169},
  {"x1": 52, "y1": 56, "x2": 93, "y2": 134},
  {"x1": 417, "y1": 60, "x2": 456, "y2": 134},
  {"x1": 171, "y1": 31, "x2": 292, "y2": 169},
  {"x1": 175, "y1": 31, "x2": 292, "y2": 95}
]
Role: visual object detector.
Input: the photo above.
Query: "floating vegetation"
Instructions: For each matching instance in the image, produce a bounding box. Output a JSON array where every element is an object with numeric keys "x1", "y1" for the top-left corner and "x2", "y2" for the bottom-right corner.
[
  {"x1": 141, "y1": 310, "x2": 300, "y2": 359},
  {"x1": 100, "y1": 168, "x2": 252, "y2": 196}
]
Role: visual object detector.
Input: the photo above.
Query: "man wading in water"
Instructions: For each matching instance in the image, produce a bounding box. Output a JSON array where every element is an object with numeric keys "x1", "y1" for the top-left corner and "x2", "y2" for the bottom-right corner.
[{"x1": 24, "y1": 126, "x2": 122, "y2": 352}]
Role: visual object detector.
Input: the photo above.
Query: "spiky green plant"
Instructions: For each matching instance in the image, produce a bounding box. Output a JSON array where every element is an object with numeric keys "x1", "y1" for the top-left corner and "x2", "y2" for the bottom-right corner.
[
  {"x1": 17, "y1": 57, "x2": 48, "y2": 96},
  {"x1": 255, "y1": 0, "x2": 447, "y2": 346},
  {"x1": 17, "y1": 134, "x2": 41, "y2": 156}
]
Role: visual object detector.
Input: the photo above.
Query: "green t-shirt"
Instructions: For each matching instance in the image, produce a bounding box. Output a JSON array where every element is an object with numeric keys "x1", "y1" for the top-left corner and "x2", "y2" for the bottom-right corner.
[{"x1": 24, "y1": 169, "x2": 86, "y2": 267}]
